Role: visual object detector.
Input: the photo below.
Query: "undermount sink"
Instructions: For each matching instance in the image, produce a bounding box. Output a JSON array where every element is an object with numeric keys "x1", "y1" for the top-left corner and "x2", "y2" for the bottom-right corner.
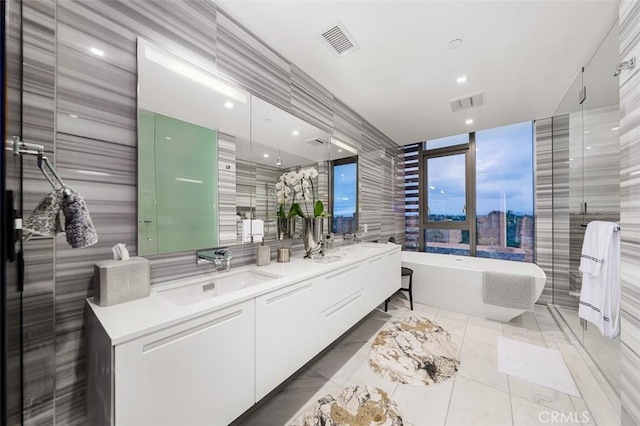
[
  {"x1": 156, "y1": 270, "x2": 281, "y2": 305},
  {"x1": 339, "y1": 243, "x2": 381, "y2": 256}
]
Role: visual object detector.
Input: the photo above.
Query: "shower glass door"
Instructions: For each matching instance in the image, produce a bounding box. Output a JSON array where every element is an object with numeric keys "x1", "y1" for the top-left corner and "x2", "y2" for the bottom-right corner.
[{"x1": 551, "y1": 22, "x2": 621, "y2": 407}]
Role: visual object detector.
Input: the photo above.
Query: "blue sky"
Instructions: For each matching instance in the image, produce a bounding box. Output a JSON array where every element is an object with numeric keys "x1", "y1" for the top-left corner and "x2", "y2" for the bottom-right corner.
[
  {"x1": 427, "y1": 121, "x2": 534, "y2": 216},
  {"x1": 333, "y1": 162, "x2": 357, "y2": 217}
]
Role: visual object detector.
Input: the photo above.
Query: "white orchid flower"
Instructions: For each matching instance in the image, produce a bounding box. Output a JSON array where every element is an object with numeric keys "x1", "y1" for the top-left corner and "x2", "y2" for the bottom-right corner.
[
  {"x1": 275, "y1": 181, "x2": 284, "y2": 190},
  {"x1": 294, "y1": 184, "x2": 302, "y2": 193},
  {"x1": 301, "y1": 179, "x2": 310, "y2": 188},
  {"x1": 309, "y1": 168, "x2": 318, "y2": 178}
]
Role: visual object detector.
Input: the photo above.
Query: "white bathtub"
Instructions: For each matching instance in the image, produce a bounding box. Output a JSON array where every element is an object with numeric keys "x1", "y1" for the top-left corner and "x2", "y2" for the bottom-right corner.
[{"x1": 401, "y1": 252, "x2": 546, "y2": 322}]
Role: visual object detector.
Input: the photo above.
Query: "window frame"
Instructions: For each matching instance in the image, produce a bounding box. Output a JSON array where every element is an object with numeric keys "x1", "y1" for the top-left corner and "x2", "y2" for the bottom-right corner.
[
  {"x1": 330, "y1": 155, "x2": 358, "y2": 234},
  {"x1": 419, "y1": 134, "x2": 477, "y2": 255}
]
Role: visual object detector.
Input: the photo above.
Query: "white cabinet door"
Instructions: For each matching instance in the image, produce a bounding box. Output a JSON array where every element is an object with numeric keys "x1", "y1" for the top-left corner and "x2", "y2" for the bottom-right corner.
[
  {"x1": 255, "y1": 278, "x2": 319, "y2": 401},
  {"x1": 364, "y1": 254, "x2": 387, "y2": 311},
  {"x1": 318, "y1": 263, "x2": 365, "y2": 346},
  {"x1": 114, "y1": 300, "x2": 255, "y2": 426},
  {"x1": 387, "y1": 251, "x2": 402, "y2": 299}
]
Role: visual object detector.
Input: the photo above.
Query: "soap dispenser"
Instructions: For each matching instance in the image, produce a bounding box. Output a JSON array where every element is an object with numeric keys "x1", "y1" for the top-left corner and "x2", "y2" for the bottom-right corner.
[{"x1": 256, "y1": 241, "x2": 271, "y2": 266}]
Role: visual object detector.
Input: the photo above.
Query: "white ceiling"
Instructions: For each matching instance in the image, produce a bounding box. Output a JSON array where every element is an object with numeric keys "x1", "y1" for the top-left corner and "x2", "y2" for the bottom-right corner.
[{"x1": 216, "y1": 0, "x2": 619, "y2": 145}]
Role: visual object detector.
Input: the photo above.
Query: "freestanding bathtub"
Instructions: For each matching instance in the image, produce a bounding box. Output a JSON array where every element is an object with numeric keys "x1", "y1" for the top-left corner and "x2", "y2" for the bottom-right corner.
[{"x1": 401, "y1": 252, "x2": 546, "y2": 322}]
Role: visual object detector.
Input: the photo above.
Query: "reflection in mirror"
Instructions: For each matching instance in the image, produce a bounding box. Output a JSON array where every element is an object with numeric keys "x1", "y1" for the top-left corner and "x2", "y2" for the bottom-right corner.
[
  {"x1": 331, "y1": 155, "x2": 358, "y2": 233},
  {"x1": 249, "y1": 96, "x2": 333, "y2": 242},
  {"x1": 137, "y1": 38, "x2": 250, "y2": 255}
]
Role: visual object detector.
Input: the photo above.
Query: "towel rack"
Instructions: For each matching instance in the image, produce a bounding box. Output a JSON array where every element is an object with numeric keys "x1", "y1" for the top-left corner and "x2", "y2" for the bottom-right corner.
[
  {"x1": 10, "y1": 137, "x2": 70, "y2": 194},
  {"x1": 580, "y1": 223, "x2": 620, "y2": 231}
]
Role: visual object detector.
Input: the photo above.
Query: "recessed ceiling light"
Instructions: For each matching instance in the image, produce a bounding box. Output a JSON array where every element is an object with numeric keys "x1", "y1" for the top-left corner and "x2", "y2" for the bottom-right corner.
[
  {"x1": 224, "y1": 101, "x2": 234, "y2": 108},
  {"x1": 569, "y1": 158, "x2": 574, "y2": 161},
  {"x1": 611, "y1": 126, "x2": 620, "y2": 131},
  {"x1": 586, "y1": 146, "x2": 592, "y2": 150},
  {"x1": 165, "y1": 136, "x2": 172, "y2": 140},
  {"x1": 429, "y1": 186, "x2": 436, "y2": 190},
  {"x1": 456, "y1": 75, "x2": 467, "y2": 84},
  {"x1": 465, "y1": 119, "x2": 474, "y2": 125},
  {"x1": 292, "y1": 130, "x2": 299, "y2": 136},
  {"x1": 440, "y1": 190, "x2": 445, "y2": 194},
  {"x1": 69, "y1": 114, "x2": 78, "y2": 119},
  {"x1": 448, "y1": 39, "x2": 463, "y2": 50},
  {"x1": 263, "y1": 153, "x2": 269, "y2": 158},
  {"x1": 341, "y1": 197, "x2": 349, "y2": 201},
  {"x1": 90, "y1": 47, "x2": 104, "y2": 57},
  {"x1": 338, "y1": 149, "x2": 343, "y2": 153},
  {"x1": 584, "y1": 130, "x2": 591, "y2": 134}
]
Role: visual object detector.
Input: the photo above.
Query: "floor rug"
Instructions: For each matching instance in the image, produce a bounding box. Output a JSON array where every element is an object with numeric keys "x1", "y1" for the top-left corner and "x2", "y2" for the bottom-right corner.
[
  {"x1": 497, "y1": 336, "x2": 580, "y2": 397},
  {"x1": 368, "y1": 315, "x2": 460, "y2": 385},
  {"x1": 289, "y1": 385, "x2": 403, "y2": 426}
]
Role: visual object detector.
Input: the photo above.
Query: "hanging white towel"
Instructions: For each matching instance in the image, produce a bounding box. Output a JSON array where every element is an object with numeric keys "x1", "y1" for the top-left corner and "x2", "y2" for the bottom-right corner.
[
  {"x1": 578, "y1": 221, "x2": 620, "y2": 338},
  {"x1": 242, "y1": 219, "x2": 264, "y2": 243}
]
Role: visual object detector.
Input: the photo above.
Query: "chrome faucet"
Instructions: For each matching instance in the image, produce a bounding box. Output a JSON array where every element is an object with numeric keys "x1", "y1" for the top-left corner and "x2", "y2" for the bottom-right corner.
[
  {"x1": 342, "y1": 233, "x2": 360, "y2": 244},
  {"x1": 196, "y1": 247, "x2": 233, "y2": 271}
]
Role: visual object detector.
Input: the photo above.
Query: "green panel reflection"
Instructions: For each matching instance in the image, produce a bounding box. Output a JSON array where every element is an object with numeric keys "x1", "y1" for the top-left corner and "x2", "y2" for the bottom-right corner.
[{"x1": 143, "y1": 112, "x2": 219, "y2": 254}]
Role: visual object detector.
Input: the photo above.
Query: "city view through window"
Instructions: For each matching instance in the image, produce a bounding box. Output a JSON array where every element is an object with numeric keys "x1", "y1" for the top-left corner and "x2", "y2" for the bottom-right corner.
[
  {"x1": 419, "y1": 121, "x2": 535, "y2": 262},
  {"x1": 332, "y1": 159, "x2": 357, "y2": 234}
]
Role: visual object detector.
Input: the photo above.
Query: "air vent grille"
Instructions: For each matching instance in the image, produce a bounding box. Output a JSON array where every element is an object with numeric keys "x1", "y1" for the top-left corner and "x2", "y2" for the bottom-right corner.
[
  {"x1": 306, "y1": 138, "x2": 328, "y2": 147},
  {"x1": 320, "y1": 21, "x2": 360, "y2": 57},
  {"x1": 449, "y1": 92, "x2": 484, "y2": 112}
]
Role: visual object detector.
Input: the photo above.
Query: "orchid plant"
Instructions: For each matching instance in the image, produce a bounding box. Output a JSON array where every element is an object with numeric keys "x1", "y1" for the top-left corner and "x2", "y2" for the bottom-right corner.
[{"x1": 276, "y1": 167, "x2": 330, "y2": 219}]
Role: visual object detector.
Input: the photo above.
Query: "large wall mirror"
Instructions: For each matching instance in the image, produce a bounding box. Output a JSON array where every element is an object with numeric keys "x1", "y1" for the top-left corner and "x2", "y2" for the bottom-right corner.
[
  {"x1": 137, "y1": 38, "x2": 251, "y2": 255},
  {"x1": 137, "y1": 37, "x2": 359, "y2": 256}
]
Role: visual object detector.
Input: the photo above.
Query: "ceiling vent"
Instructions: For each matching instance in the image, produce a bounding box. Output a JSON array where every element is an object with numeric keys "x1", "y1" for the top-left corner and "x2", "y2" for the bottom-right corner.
[
  {"x1": 449, "y1": 92, "x2": 484, "y2": 112},
  {"x1": 306, "y1": 138, "x2": 328, "y2": 147},
  {"x1": 319, "y1": 21, "x2": 360, "y2": 57}
]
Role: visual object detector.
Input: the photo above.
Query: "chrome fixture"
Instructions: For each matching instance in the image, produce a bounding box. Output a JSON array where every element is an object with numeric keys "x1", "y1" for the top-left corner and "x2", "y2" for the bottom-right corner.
[
  {"x1": 196, "y1": 247, "x2": 232, "y2": 270},
  {"x1": 342, "y1": 233, "x2": 360, "y2": 244},
  {"x1": 614, "y1": 57, "x2": 636, "y2": 77}
]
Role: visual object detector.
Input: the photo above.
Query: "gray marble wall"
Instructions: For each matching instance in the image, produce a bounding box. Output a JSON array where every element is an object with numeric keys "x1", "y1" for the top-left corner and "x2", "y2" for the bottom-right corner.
[
  {"x1": 619, "y1": 1, "x2": 640, "y2": 424},
  {"x1": 535, "y1": 115, "x2": 571, "y2": 307},
  {"x1": 17, "y1": 1, "x2": 404, "y2": 424}
]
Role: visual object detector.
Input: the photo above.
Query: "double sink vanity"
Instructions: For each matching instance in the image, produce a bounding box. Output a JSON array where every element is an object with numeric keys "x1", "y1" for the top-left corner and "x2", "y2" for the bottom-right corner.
[{"x1": 87, "y1": 242, "x2": 401, "y2": 426}]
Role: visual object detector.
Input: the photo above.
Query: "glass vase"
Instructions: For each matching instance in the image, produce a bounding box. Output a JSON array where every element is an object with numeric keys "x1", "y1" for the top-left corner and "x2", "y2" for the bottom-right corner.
[
  {"x1": 277, "y1": 217, "x2": 295, "y2": 240},
  {"x1": 301, "y1": 217, "x2": 324, "y2": 258}
]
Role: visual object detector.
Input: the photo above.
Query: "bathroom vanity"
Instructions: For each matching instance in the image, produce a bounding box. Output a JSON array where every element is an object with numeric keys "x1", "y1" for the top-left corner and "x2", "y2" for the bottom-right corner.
[{"x1": 86, "y1": 243, "x2": 400, "y2": 426}]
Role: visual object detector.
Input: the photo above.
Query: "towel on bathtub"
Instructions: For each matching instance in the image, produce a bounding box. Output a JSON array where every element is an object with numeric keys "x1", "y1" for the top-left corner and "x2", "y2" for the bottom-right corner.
[{"x1": 483, "y1": 272, "x2": 535, "y2": 311}]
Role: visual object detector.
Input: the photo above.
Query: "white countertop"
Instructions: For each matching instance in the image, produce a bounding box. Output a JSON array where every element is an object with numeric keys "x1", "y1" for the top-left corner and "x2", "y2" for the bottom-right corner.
[{"x1": 87, "y1": 242, "x2": 400, "y2": 345}]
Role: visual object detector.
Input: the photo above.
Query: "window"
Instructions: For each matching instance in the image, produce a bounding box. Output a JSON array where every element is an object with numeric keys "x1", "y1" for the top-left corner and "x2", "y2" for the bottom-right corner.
[
  {"x1": 418, "y1": 121, "x2": 535, "y2": 262},
  {"x1": 331, "y1": 157, "x2": 357, "y2": 233},
  {"x1": 475, "y1": 122, "x2": 534, "y2": 261}
]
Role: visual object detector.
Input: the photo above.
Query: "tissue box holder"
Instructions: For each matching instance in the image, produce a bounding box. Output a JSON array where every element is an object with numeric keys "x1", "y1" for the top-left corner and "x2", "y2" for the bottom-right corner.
[{"x1": 94, "y1": 257, "x2": 150, "y2": 307}]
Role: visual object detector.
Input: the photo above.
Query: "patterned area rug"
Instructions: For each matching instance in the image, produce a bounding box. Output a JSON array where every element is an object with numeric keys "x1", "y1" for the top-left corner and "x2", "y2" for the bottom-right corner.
[
  {"x1": 368, "y1": 315, "x2": 460, "y2": 385},
  {"x1": 289, "y1": 385, "x2": 403, "y2": 426}
]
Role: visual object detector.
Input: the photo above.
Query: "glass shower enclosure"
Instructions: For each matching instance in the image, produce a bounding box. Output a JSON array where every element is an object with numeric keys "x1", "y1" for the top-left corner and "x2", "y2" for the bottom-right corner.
[{"x1": 548, "y1": 22, "x2": 621, "y2": 409}]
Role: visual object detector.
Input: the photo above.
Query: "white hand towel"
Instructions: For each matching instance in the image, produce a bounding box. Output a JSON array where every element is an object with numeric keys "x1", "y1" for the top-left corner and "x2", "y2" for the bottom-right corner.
[{"x1": 579, "y1": 221, "x2": 617, "y2": 276}]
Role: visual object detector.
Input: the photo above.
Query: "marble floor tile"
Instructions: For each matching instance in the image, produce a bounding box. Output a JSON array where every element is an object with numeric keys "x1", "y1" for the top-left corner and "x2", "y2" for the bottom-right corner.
[
  {"x1": 508, "y1": 376, "x2": 575, "y2": 413},
  {"x1": 502, "y1": 324, "x2": 547, "y2": 346},
  {"x1": 445, "y1": 376, "x2": 513, "y2": 426},
  {"x1": 308, "y1": 340, "x2": 369, "y2": 385},
  {"x1": 511, "y1": 395, "x2": 556, "y2": 426},
  {"x1": 341, "y1": 310, "x2": 395, "y2": 345},
  {"x1": 238, "y1": 369, "x2": 340, "y2": 426},
  {"x1": 458, "y1": 338, "x2": 509, "y2": 393},
  {"x1": 507, "y1": 311, "x2": 540, "y2": 331},
  {"x1": 392, "y1": 379, "x2": 454, "y2": 426},
  {"x1": 433, "y1": 310, "x2": 468, "y2": 337},
  {"x1": 570, "y1": 397, "x2": 596, "y2": 426},
  {"x1": 464, "y1": 318, "x2": 503, "y2": 344},
  {"x1": 556, "y1": 343, "x2": 620, "y2": 426}
]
